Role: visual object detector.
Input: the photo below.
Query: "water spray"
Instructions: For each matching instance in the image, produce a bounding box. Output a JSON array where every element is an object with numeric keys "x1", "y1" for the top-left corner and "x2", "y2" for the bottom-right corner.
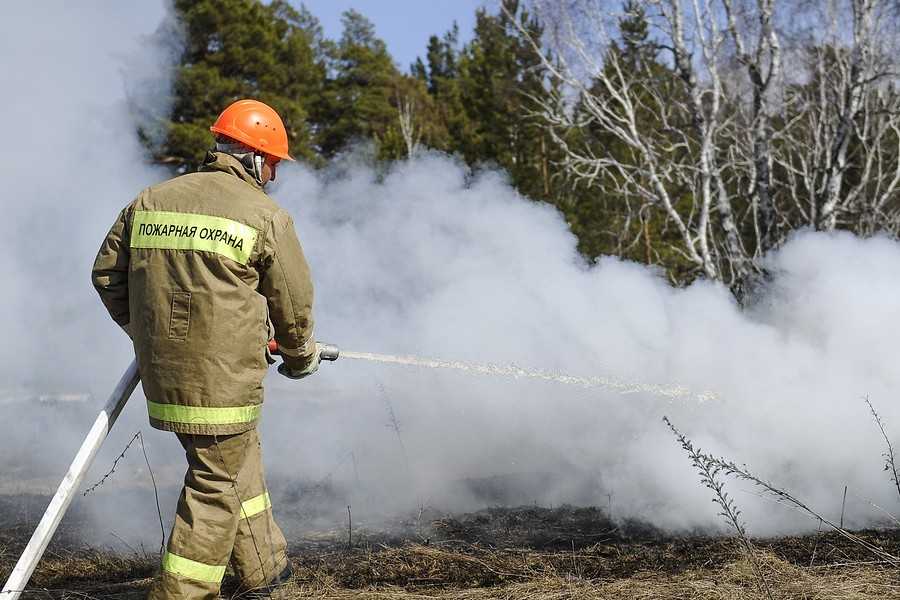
[
  {"x1": 339, "y1": 350, "x2": 717, "y2": 403},
  {"x1": 275, "y1": 341, "x2": 716, "y2": 403}
]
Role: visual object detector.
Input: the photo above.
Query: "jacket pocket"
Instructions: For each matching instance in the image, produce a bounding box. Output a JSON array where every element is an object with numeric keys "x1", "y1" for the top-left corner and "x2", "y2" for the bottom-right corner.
[{"x1": 168, "y1": 291, "x2": 191, "y2": 340}]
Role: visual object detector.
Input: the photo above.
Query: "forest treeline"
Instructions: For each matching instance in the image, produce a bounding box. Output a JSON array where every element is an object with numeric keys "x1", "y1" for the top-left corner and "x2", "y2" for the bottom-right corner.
[{"x1": 151, "y1": 0, "x2": 900, "y2": 291}]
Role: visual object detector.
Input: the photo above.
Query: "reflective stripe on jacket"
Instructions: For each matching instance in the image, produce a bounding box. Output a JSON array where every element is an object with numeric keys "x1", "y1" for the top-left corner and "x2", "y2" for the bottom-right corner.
[{"x1": 92, "y1": 152, "x2": 316, "y2": 434}]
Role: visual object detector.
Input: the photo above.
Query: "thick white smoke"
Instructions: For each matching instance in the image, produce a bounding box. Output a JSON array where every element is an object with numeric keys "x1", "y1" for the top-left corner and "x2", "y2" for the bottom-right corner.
[
  {"x1": 266, "y1": 156, "x2": 900, "y2": 536},
  {"x1": 2, "y1": 4, "x2": 898, "y2": 549}
]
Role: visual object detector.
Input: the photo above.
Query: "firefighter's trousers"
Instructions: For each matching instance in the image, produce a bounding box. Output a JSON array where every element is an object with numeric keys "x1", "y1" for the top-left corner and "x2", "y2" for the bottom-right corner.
[{"x1": 147, "y1": 429, "x2": 289, "y2": 600}]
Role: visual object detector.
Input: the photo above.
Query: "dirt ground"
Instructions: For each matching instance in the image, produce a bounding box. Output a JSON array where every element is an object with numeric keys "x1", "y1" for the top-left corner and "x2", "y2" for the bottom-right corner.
[{"x1": 2, "y1": 497, "x2": 900, "y2": 599}]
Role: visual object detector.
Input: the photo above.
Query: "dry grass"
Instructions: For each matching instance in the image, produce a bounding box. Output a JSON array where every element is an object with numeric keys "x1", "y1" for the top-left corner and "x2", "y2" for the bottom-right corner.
[
  {"x1": 4, "y1": 502, "x2": 900, "y2": 599},
  {"x1": 278, "y1": 550, "x2": 900, "y2": 599},
  {"x1": 4, "y1": 542, "x2": 900, "y2": 599}
]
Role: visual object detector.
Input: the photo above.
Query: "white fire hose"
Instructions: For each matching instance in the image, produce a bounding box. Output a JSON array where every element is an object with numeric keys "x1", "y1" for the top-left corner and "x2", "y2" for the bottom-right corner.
[{"x1": 1, "y1": 360, "x2": 140, "y2": 599}]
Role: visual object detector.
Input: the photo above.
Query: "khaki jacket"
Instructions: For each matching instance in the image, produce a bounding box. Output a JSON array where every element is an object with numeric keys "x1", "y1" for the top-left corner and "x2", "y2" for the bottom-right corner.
[{"x1": 92, "y1": 152, "x2": 316, "y2": 435}]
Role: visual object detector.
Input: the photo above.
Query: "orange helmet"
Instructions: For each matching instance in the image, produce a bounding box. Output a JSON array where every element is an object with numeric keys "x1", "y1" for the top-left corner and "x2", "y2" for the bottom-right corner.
[{"x1": 210, "y1": 99, "x2": 295, "y2": 161}]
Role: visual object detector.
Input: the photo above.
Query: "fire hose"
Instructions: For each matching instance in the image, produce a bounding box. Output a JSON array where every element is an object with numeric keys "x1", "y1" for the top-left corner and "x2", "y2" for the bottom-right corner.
[
  {"x1": 0, "y1": 342, "x2": 339, "y2": 599},
  {"x1": 272, "y1": 340, "x2": 340, "y2": 362}
]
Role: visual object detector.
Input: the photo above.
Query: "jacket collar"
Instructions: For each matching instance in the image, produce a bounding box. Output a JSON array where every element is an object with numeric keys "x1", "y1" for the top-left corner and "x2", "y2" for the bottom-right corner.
[{"x1": 200, "y1": 151, "x2": 263, "y2": 190}]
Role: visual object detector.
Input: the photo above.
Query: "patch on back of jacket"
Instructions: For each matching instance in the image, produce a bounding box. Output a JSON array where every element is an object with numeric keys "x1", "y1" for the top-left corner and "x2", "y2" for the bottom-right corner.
[
  {"x1": 168, "y1": 291, "x2": 191, "y2": 340},
  {"x1": 130, "y1": 210, "x2": 258, "y2": 265}
]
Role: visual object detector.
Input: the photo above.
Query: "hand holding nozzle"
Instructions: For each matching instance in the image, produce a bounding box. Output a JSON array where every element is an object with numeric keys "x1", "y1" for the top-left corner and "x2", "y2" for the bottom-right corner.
[
  {"x1": 267, "y1": 339, "x2": 339, "y2": 361},
  {"x1": 269, "y1": 340, "x2": 339, "y2": 380}
]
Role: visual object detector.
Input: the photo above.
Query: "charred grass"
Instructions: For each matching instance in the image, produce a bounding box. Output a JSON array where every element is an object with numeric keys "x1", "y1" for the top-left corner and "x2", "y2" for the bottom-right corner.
[{"x1": 3, "y1": 501, "x2": 900, "y2": 598}]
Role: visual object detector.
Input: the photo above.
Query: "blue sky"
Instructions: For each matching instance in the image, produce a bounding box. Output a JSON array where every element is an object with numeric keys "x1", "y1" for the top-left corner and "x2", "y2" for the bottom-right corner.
[{"x1": 296, "y1": 0, "x2": 493, "y2": 72}]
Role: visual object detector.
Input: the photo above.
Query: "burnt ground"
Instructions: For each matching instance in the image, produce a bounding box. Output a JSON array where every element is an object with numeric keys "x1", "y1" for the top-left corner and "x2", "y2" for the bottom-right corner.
[
  {"x1": 286, "y1": 504, "x2": 900, "y2": 588},
  {"x1": 2, "y1": 495, "x2": 900, "y2": 598}
]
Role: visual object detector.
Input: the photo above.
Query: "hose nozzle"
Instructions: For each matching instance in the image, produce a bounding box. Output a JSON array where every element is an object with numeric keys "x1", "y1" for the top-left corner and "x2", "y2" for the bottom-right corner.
[
  {"x1": 318, "y1": 343, "x2": 340, "y2": 362},
  {"x1": 267, "y1": 340, "x2": 340, "y2": 362}
]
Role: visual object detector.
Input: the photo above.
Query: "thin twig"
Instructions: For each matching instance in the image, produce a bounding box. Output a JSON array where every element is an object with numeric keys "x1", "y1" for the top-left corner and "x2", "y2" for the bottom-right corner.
[
  {"x1": 846, "y1": 490, "x2": 900, "y2": 527},
  {"x1": 706, "y1": 456, "x2": 900, "y2": 566},
  {"x1": 864, "y1": 396, "x2": 900, "y2": 503},
  {"x1": 378, "y1": 382, "x2": 411, "y2": 476},
  {"x1": 212, "y1": 435, "x2": 270, "y2": 586},
  {"x1": 83, "y1": 432, "x2": 141, "y2": 496},
  {"x1": 809, "y1": 518, "x2": 823, "y2": 568},
  {"x1": 840, "y1": 485, "x2": 848, "y2": 529},
  {"x1": 347, "y1": 504, "x2": 353, "y2": 550},
  {"x1": 83, "y1": 431, "x2": 166, "y2": 556},
  {"x1": 663, "y1": 417, "x2": 773, "y2": 600},
  {"x1": 137, "y1": 432, "x2": 165, "y2": 555}
]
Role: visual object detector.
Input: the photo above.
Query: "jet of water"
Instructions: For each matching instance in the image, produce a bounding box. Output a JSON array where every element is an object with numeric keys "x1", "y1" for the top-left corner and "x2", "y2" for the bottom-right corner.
[{"x1": 339, "y1": 350, "x2": 718, "y2": 403}]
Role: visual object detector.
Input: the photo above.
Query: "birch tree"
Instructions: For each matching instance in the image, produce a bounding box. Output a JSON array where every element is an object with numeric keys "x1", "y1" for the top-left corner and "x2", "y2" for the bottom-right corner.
[
  {"x1": 517, "y1": 0, "x2": 900, "y2": 286},
  {"x1": 515, "y1": 0, "x2": 756, "y2": 283},
  {"x1": 396, "y1": 93, "x2": 422, "y2": 158},
  {"x1": 777, "y1": 0, "x2": 900, "y2": 234}
]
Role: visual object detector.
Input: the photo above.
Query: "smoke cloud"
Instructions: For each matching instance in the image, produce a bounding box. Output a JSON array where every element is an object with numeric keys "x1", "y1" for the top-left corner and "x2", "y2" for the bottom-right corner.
[
  {"x1": 2, "y1": 3, "x2": 898, "y2": 549},
  {"x1": 267, "y1": 156, "x2": 900, "y2": 536}
]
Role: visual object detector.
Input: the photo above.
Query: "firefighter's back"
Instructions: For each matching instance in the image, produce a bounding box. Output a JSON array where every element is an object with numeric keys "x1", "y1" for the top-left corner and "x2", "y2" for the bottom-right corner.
[{"x1": 127, "y1": 155, "x2": 282, "y2": 435}]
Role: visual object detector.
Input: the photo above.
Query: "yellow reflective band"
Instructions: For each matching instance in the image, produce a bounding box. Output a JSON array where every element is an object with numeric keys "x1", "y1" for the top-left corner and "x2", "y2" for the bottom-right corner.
[
  {"x1": 161, "y1": 551, "x2": 226, "y2": 583},
  {"x1": 240, "y1": 491, "x2": 272, "y2": 519},
  {"x1": 130, "y1": 210, "x2": 258, "y2": 265},
  {"x1": 147, "y1": 401, "x2": 261, "y2": 426}
]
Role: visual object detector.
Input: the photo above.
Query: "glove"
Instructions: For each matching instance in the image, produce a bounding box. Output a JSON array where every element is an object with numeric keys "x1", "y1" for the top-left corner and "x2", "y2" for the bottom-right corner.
[
  {"x1": 277, "y1": 358, "x2": 319, "y2": 379},
  {"x1": 277, "y1": 345, "x2": 321, "y2": 380}
]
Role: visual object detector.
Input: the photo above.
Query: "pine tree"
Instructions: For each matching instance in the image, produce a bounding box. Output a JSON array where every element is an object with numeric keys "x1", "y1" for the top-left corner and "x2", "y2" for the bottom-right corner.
[
  {"x1": 413, "y1": 25, "x2": 468, "y2": 152},
  {"x1": 448, "y1": 1, "x2": 554, "y2": 200},
  {"x1": 160, "y1": 0, "x2": 327, "y2": 171},
  {"x1": 317, "y1": 10, "x2": 401, "y2": 157}
]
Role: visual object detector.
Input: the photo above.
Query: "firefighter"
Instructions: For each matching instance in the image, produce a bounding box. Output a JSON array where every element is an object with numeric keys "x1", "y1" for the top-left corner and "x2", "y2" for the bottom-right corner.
[{"x1": 92, "y1": 99, "x2": 319, "y2": 599}]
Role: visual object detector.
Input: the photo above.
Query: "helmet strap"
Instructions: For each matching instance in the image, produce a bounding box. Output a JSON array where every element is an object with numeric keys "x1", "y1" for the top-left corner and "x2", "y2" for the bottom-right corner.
[
  {"x1": 254, "y1": 153, "x2": 265, "y2": 181},
  {"x1": 230, "y1": 151, "x2": 265, "y2": 186},
  {"x1": 214, "y1": 139, "x2": 266, "y2": 186},
  {"x1": 234, "y1": 151, "x2": 264, "y2": 186}
]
